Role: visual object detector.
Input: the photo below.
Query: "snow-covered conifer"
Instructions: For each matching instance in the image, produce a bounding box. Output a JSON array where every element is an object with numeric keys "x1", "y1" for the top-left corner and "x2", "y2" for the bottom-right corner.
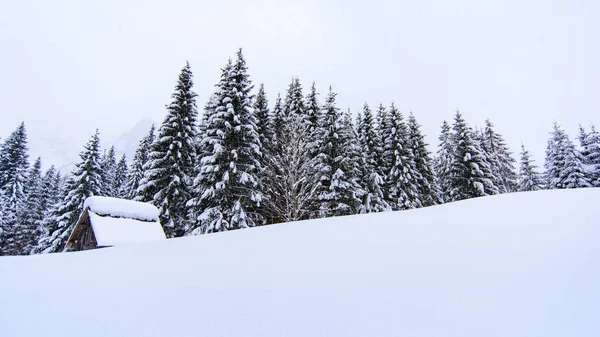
[
  {"x1": 187, "y1": 49, "x2": 262, "y2": 234},
  {"x1": 578, "y1": 125, "x2": 600, "y2": 186},
  {"x1": 434, "y1": 120, "x2": 453, "y2": 202},
  {"x1": 0, "y1": 122, "x2": 29, "y2": 255},
  {"x1": 127, "y1": 124, "x2": 155, "y2": 199},
  {"x1": 407, "y1": 113, "x2": 442, "y2": 206},
  {"x1": 113, "y1": 154, "x2": 128, "y2": 198},
  {"x1": 356, "y1": 103, "x2": 389, "y2": 212},
  {"x1": 382, "y1": 104, "x2": 420, "y2": 209},
  {"x1": 38, "y1": 130, "x2": 104, "y2": 253},
  {"x1": 480, "y1": 119, "x2": 518, "y2": 193},
  {"x1": 136, "y1": 62, "x2": 199, "y2": 237},
  {"x1": 518, "y1": 144, "x2": 544, "y2": 191},
  {"x1": 314, "y1": 87, "x2": 359, "y2": 217},
  {"x1": 545, "y1": 122, "x2": 591, "y2": 189},
  {"x1": 101, "y1": 146, "x2": 117, "y2": 196},
  {"x1": 448, "y1": 111, "x2": 498, "y2": 201}
]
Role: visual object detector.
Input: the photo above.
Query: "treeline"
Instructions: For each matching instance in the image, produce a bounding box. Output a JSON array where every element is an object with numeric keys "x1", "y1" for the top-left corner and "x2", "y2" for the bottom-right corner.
[{"x1": 1, "y1": 49, "x2": 598, "y2": 255}]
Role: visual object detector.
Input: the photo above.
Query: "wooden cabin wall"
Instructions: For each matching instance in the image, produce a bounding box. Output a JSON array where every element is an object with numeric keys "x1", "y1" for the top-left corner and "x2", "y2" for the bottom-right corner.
[{"x1": 72, "y1": 225, "x2": 98, "y2": 251}]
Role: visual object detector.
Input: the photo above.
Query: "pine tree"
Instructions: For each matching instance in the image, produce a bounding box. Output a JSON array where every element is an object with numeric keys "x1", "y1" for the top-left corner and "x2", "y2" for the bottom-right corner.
[
  {"x1": 113, "y1": 154, "x2": 128, "y2": 198},
  {"x1": 480, "y1": 119, "x2": 518, "y2": 193},
  {"x1": 127, "y1": 124, "x2": 155, "y2": 199},
  {"x1": 376, "y1": 103, "x2": 392, "y2": 178},
  {"x1": 578, "y1": 125, "x2": 600, "y2": 186},
  {"x1": 136, "y1": 62, "x2": 199, "y2": 238},
  {"x1": 382, "y1": 104, "x2": 420, "y2": 210},
  {"x1": 0, "y1": 122, "x2": 29, "y2": 255},
  {"x1": 101, "y1": 146, "x2": 117, "y2": 196},
  {"x1": 314, "y1": 87, "x2": 358, "y2": 217},
  {"x1": 283, "y1": 78, "x2": 306, "y2": 124},
  {"x1": 254, "y1": 83, "x2": 273, "y2": 153},
  {"x1": 11, "y1": 157, "x2": 44, "y2": 255},
  {"x1": 305, "y1": 81, "x2": 323, "y2": 158},
  {"x1": 518, "y1": 143, "x2": 544, "y2": 191},
  {"x1": 448, "y1": 111, "x2": 498, "y2": 201},
  {"x1": 32, "y1": 168, "x2": 64, "y2": 254},
  {"x1": 407, "y1": 113, "x2": 442, "y2": 206},
  {"x1": 434, "y1": 120, "x2": 454, "y2": 202},
  {"x1": 271, "y1": 93, "x2": 285, "y2": 145},
  {"x1": 545, "y1": 122, "x2": 591, "y2": 189},
  {"x1": 38, "y1": 130, "x2": 104, "y2": 253},
  {"x1": 356, "y1": 103, "x2": 388, "y2": 213},
  {"x1": 187, "y1": 49, "x2": 262, "y2": 234}
]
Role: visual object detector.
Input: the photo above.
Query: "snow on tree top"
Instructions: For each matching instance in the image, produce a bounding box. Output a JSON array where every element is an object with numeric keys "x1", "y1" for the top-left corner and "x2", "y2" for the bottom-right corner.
[{"x1": 83, "y1": 196, "x2": 159, "y2": 222}]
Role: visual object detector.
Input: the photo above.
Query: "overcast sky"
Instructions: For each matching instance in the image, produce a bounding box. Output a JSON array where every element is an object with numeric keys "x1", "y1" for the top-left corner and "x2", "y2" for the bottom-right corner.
[{"x1": 1, "y1": 0, "x2": 598, "y2": 168}]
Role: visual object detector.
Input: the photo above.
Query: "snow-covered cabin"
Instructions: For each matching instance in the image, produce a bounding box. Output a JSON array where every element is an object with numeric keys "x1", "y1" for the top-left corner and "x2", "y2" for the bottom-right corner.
[{"x1": 65, "y1": 196, "x2": 166, "y2": 251}]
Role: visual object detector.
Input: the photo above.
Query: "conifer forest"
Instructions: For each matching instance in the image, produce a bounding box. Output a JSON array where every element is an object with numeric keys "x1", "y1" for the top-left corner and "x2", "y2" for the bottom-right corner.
[{"x1": 1, "y1": 49, "x2": 599, "y2": 256}]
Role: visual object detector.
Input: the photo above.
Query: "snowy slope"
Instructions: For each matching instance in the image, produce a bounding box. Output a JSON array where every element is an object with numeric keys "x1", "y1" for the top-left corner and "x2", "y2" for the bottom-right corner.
[{"x1": 1, "y1": 189, "x2": 599, "y2": 337}]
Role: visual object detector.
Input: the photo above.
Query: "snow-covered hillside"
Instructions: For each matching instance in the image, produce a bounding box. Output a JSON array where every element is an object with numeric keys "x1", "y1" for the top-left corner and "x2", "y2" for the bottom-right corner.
[{"x1": 1, "y1": 189, "x2": 599, "y2": 337}]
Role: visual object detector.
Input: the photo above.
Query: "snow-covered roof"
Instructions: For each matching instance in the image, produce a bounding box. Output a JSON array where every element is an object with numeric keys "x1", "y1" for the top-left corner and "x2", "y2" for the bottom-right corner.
[
  {"x1": 84, "y1": 196, "x2": 159, "y2": 222},
  {"x1": 88, "y1": 211, "x2": 166, "y2": 247}
]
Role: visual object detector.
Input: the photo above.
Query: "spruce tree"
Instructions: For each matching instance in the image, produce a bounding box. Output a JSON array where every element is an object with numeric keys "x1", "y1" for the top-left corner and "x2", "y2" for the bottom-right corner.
[
  {"x1": 578, "y1": 125, "x2": 600, "y2": 186},
  {"x1": 407, "y1": 113, "x2": 443, "y2": 206},
  {"x1": 314, "y1": 87, "x2": 359, "y2": 217},
  {"x1": 434, "y1": 120, "x2": 454, "y2": 202},
  {"x1": 127, "y1": 124, "x2": 155, "y2": 199},
  {"x1": 113, "y1": 154, "x2": 128, "y2": 198},
  {"x1": 545, "y1": 122, "x2": 591, "y2": 189},
  {"x1": 480, "y1": 119, "x2": 518, "y2": 193},
  {"x1": 382, "y1": 104, "x2": 420, "y2": 210},
  {"x1": 136, "y1": 62, "x2": 199, "y2": 238},
  {"x1": 518, "y1": 143, "x2": 544, "y2": 191},
  {"x1": 101, "y1": 146, "x2": 117, "y2": 196},
  {"x1": 448, "y1": 111, "x2": 498, "y2": 201},
  {"x1": 0, "y1": 122, "x2": 29, "y2": 255},
  {"x1": 254, "y1": 83, "x2": 273, "y2": 153},
  {"x1": 283, "y1": 78, "x2": 306, "y2": 124},
  {"x1": 38, "y1": 130, "x2": 104, "y2": 253},
  {"x1": 271, "y1": 93, "x2": 285, "y2": 145},
  {"x1": 187, "y1": 49, "x2": 262, "y2": 234},
  {"x1": 11, "y1": 157, "x2": 44, "y2": 254},
  {"x1": 356, "y1": 103, "x2": 389, "y2": 213}
]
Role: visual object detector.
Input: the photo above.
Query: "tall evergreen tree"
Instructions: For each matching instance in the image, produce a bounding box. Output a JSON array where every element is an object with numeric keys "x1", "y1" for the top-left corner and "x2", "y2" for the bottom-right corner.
[
  {"x1": 127, "y1": 124, "x2": 155, "y2": 199},
  {"x1": 448, "y1": 111, "x2": 498, "y2": 201},
  {"x1": 271, "y1": 93, "x2": 285, "y2": 145},
  {"x1": 113, "y1": 154, "x2": 128, "y2": 198},
  {"x1": 254, "y1": 83, "x2": 273, "y2": 153},
  {"x1": 545, "y1": 122, "x2": 591, "y2": 189},
  {"x1": 407, "y1": 113, "x2": 442, "y2": 206},
  {"x1": 356, "y1": 103, "x2": 388, "y2": 212},
  {"x1": 434, "y1": 120, "x2": 454, "y2": 202},
  {"x1": 33, "y1": 168, "x2": 64, "y2": 254},
  {"x1": 101, "y1": 146, "x2": 117, "y2": 196},
  {"x1": 314, "y1": 87, "x2": 359, "y2": 217},
  {"x1": 578, "y1": 125, "x2": 600, "y2": 186},
  {"x1": 136, "y1": 62, "x2": 199, "y2": 238},
  {"x1": 0, "y1": 122, "x2": 29, "y2": 255},
  {"x1": 37, "y1": 130, "x2": 104, "y2": 253},
  {"x1": 11, "y1": 157, "x2": 44, "y2": 255},
  {"x1": 187, "y1": 49, "x2": 262, "y2": 234},
  {"x1": 480, "y1": 119, "x2": 518, "y2": 193},
  {"x1": 517, "y1": 143, "x2": 544, "y2": 191},
  {"x1": 382, "y1": 104, "x2": 420, "y2": 210},
  {"x1": 283, "y1": 78, "x2": 306, "y2": 124}
]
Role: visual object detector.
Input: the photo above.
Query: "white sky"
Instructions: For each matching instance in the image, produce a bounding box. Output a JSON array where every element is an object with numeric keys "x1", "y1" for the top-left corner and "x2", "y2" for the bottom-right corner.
[{"x1": 1, "y1": 0, "x2": 598, "y2": 168}]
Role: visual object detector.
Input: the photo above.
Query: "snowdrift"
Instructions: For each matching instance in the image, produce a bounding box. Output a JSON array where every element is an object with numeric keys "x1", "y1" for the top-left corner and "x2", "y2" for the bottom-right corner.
[{"x1": 1, "y1": 189, "x2": 599, "y2": 337}]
